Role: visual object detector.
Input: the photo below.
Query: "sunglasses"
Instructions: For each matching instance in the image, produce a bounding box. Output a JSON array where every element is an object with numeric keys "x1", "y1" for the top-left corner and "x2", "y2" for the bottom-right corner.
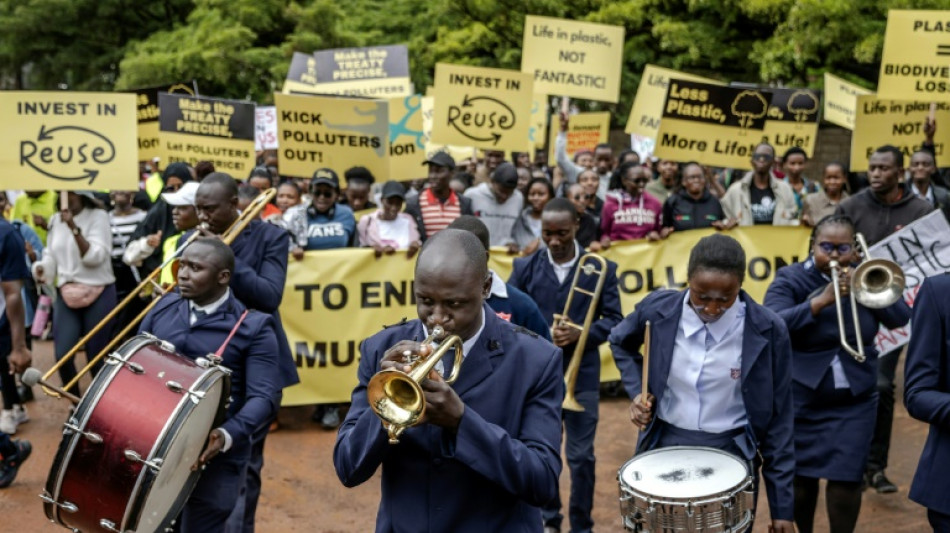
[
  {"x1": 163, "y1": 184, "x2": 181, "y2": 193},
  {"x1": 817, "y1": 241, "x2": 853, "y2": 255},
  {"x1": 752, "y1": 154, "x2": 774, "y2": 162},
  {"x1": 312, "y1": 189, "x2": 336, "y2": 198}
]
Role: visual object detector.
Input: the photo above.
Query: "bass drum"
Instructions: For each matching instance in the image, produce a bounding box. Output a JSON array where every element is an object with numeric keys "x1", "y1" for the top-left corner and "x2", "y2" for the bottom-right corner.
[{"x1": 41, "y1": 334, "x2": 230, "y2": 533}]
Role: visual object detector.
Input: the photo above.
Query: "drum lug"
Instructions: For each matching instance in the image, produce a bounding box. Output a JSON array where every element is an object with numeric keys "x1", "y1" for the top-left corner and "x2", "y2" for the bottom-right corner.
[
  {"x1": 123, "y1": 449, "x2": 163, "y2": 472},
  {"x1": 40, "y1": 491, "x2": 78, "y2": 513},
  {"x1": 166, "y1": 380, "x2": 208, "y2": 404},
  {"x1": 126, "y1": 362, "x2": 145, "y2": 374},
  {"x1": 99, "y1": 518, "x2": 127, "y2": 533},
  {"x1": 63, "y1": 420, "x2": 103, "y2": 444}
]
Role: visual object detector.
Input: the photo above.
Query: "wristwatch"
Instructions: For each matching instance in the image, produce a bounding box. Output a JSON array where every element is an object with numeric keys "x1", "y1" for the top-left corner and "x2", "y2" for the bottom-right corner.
[{"x1": 71, "y1": 226, "x2": 81, "y2": 236}]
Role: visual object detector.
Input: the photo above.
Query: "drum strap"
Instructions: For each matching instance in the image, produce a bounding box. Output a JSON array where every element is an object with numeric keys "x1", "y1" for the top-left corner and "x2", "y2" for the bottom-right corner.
[{"x1": 214, "y1": 310, "x2": 249, "y2": 360}]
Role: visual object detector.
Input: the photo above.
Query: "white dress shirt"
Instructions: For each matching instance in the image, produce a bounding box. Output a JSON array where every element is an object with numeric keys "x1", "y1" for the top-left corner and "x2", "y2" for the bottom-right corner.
[
  {"x1": 658, "y1": 292, "x2": 748, "y2": 433},
  {"x1": 546, "y1": 241, "x2": 581, "y2": 285},
  {"x1": 188, "y1": 288, "x2": 234, "y2": 451},
  {"x1": 805, "y1": 258, "x2": 851, "y2": 389},
  {"x1": 427, "y1": 310, "x2": 486, "y2": 377},
  {"x1": 489, "y1": 270, "x2": 508, "y2": 299}
]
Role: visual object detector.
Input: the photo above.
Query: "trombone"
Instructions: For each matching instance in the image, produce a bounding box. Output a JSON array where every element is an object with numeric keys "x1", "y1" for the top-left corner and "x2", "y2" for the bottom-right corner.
[
  {"x1": 554, "y1": 253, "x2": 608, "y2": 412},
  {"x1": 829, "y1": 233, "x2": 905, "y2": 363},
  {"x1": 367, "y1": 326, "x2": 464, "y2": 444},
  {"x1": 40, "y1": 188, "x2": 278, "y2": 398}
]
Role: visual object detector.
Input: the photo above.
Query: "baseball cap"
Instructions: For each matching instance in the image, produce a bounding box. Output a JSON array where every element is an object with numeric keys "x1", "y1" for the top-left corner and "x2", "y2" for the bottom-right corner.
[
  {"x1": 422, "y1": 151, "x2": 456, "y2": 170},
  {"x1": 491, "y1": 162, "x2": 519, "y2": 189},
  {"x1": 380, "y1": 181, "x2": 406, "y2": 200},
  {"x1": 162, "y1": 181, "x2": 200, "y2": 206},
  {"x1": 311, "y1": 168, "x2": 340, "y2": 189}
]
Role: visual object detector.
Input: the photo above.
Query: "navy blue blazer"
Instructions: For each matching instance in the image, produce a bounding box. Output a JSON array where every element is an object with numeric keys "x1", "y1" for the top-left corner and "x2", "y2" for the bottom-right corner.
[
  {"x1": 185, "y1": 219, "x2": 299, "y2": 388},
  {"x1": 139, "y1": 292, "x2": 282, "y2": 459},
  {"x1": 334, "y1": 306, "x2": 564, "y2": 533},
  {"x1": 486, "y1": 282, "x2": 552, "y2": 341},
  {"x1": 905, "y1": 274, "x2": 950, "y2": 515},
  {"x1": 509, "y1": 246, "x2": 622, "y2": 393},
  {"x1": 609, "y1": 289, "x2": 795, "y2": 521},
  {"x1": 764, "y1": 261, "x2": 910, "y2": 396}
]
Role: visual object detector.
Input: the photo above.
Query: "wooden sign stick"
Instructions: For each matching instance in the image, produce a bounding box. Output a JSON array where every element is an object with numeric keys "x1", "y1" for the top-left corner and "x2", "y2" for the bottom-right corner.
[{"x1": 641, "y1": 320, "x2": 651, "y2": 405}]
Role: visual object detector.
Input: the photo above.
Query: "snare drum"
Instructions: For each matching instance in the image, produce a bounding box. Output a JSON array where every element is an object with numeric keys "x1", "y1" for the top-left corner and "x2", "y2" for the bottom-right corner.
[
  {"x1": 618, "y1": 446, "x2": 754, "y2": 532},
  {"x1": 41, "y1": 334, "x2": 230, "y2": 533}
]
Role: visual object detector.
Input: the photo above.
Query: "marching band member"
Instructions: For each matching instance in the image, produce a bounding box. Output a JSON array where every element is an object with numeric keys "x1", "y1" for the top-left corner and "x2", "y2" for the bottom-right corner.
[
  {"x1": 764, "y1": 214, "x2": 910, "y2": 533},
  {"x1": 334, "y1": 230, "x2": 564, "y2": 532},
  {"x1": 610, "y1": 233, "x2": 795, "y2": 533},
  {"x1": 138, "y1": 239, "x2": 281, "y2": 531}
]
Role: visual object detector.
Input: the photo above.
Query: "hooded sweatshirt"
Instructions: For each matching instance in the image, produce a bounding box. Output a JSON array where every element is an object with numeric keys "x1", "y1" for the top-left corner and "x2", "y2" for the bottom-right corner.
[
  {"x1": 600, "y1": 190, "x2": 663, "y2": 241},
  {"x1": 835, "y1": 185, "x2": 934, "y2": 245}
]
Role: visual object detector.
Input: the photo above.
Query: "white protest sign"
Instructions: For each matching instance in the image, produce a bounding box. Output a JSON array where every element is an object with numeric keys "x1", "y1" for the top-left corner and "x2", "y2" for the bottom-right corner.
[{"x1": 255, "y1": 106, "x2": 278, "y2": 151}]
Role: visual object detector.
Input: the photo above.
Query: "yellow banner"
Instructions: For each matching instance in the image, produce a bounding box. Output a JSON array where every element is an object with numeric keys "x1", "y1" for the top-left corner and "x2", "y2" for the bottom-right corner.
[
  {"x1": 547, "y1": 111, "x2": 610, "y2": 165},
  {"x1": 388, "y1": 94, "x2": 426, "y2": 181},
  {"x1": 823, "y1": 73, "x2": 872, "y2": 130},
  {"x1": 275, "y1": 93, "x2": 389, "y2": 183},
  {"x1": 280, "y1": 225, "x2": 810, "y2": 405},
  {"x1": 430, "y1": 63, "x2": 534, "y2": 153},
  {"x1": 851, "y1": 95, "x2": 950, "y2": 172},
  {"x1": 157, "y1": 93, "x2": 256, "y2": 176},
  {"x1": 421, "y1": 96, "x2": 477, "y2": 163},
  {"x1": 625, "y1": 64, "x2": 721, "y2": 136},
  {"x1": 878, "y1": 10, "x2": 950, "y2": 101},
  {"x1": 761, "y1": 87, "x2": 821, "y2": 157},
  {"x1": 135, "y1": 82, "x2": 197, "y2": 161},
  {"x1": 654, "y1": 79, "x2": 772, "y2": 168},
  {"x1": 0, "y1": 91, "x2": 138, "y2": 190},
  {"x1": 521, "y1": 15, "x2": 625, "y2": 103}
]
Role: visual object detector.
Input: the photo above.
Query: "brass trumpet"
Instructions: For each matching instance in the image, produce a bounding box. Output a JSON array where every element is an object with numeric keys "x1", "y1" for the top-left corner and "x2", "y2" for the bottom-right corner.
[
  {"x1": 367, "y1": 326, "x2": 464, "y2": 444},
  {"x1": 554, "y1": 253, "x2": 608, "y2": 412},
  {"x1": 829, "y1": 232, "x2": 905, "y2": 363}
]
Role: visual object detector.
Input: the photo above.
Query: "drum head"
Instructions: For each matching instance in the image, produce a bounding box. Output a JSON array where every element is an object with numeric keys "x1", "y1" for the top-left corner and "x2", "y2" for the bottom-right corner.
[{"x1": 620, "y1": 446, "x2": 748, "y2": 499}]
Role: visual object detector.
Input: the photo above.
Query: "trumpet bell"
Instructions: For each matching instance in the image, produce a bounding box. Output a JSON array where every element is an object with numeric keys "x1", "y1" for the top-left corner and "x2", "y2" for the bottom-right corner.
[
  {"x1": 852, "y1": 259, "x2": 905, "y2": 309},
  {"x1": 367, "y1": 369, "x2": 426, "y2": 442}
]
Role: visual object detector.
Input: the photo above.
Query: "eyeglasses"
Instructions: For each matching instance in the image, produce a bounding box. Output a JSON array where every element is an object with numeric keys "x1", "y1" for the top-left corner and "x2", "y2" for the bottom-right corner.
[
  {"x1": 312, "y1": 189, "x2": 336, "y2": 198},
  {"x1": 163, "y1": 184, "x2": 181, "y2": 193},
  {"x1": 817, "y1": 241, "x2": 853, "y2": 255},
  {"x1": 752, "y1": 154, "x2": 774, "y2": 162}
]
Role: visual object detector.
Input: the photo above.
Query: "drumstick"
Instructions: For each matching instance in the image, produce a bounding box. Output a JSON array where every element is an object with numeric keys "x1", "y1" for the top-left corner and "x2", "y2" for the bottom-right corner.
[
  {"x1": 21, "y1": 368, "x2": 80, "y2": 404},
  {"x1": 641, "y1": 321, "x2": 651, "y2": 406}
]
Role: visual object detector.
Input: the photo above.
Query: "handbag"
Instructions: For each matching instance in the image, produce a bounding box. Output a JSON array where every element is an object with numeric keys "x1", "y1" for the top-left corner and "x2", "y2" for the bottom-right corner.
[{"x1": 59, "y1": 282, "x2": 104, "y2": 309}]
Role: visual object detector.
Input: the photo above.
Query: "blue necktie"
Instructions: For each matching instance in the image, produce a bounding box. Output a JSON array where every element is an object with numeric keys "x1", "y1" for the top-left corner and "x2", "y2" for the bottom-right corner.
[{"x1": 193, "y1": 309, "x2": 208, "y2": 321}]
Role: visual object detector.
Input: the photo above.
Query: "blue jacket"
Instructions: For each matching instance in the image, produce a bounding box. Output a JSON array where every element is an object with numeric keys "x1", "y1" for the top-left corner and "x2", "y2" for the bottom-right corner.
[
  {"x1": 905, "y1": 274, "x2": 950, "y2": 514},
  {"x1": 486, "y1": 283, "x2": 552, "y2": 341},
  {"x1": 334, "y1": 306, "x2": 564, "y2": 533},
  {"x1": 139, "y1": 292, "x2": 282, "y2": 459},
  {"x1": 186, "y1": 219, "x2": 299, "y2": 388},
  {"x1": 608, "y1": 289, "x2": 795, "y2": 521},
  {"x1": 509, "y1": 246, "x2": 622, "y2": 393},
  {"x1": 764, "y1": 260, "x2": 910, "y2": 396}
]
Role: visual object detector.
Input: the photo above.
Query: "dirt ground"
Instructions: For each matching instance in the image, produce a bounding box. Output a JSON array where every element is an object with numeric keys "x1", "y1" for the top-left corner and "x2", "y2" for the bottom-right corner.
[{"x1": 1, "y1": 340, "x2": 932, "y2": 532}]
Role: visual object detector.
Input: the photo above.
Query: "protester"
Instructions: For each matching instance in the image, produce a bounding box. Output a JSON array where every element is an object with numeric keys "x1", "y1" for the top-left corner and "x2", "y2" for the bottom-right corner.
[
  {"x1": 610, "y1": 233, "x2": 795, "y2": 533},
  {"x1": 661, "y1": 162, "x2": 732, "y2": 232},
  {"x1": 921, "y1": 117, "x2": 950, "y2": 189},
  {"x1": 107, "y1": 190, "x2": 148, "y2": 341},
  {"x1": 565, "y1": 183, "x2": 601, "y2": 249},
  {"x1": 275, "y1": 181, "x2": 303, "y2": 214},
  {"x1": 555, "y1": 112, "x2": 615, "y2": 200},
  {"x1": 514, "y1": 151, "x2": 532, "y2": 169},
  {"x1": 600, "y1": 163, "x2": 665, "y2": 246},
  {"x1": 357, "y1": 181, "x2": 421, "y2": 258},
  {"x1": 835, "y1": 145, "x2": 934, "y2": 494},
  {"x1": 449, "y1": 172, "x2": 473, "y2": 197},
  {"x1": 342, "y1": 166, "x2": 377, "y2": 212},
  {"x1": 10, "y1": 190, "x2": 57, "y2": 245},
  {"x1": 246, "y1": 167, "x2": 282, "y2": 219},
  {"x1": 299, "y1": 168, "x2": 357, "y2": 252},
  {"x1": 764, "y1": 215, "x2": 911, "y2": 533},
  {"x1": 511, "y1": 177, "x2": 555, "y2": 254},
  {"x1": 334, "y1": 229, "x2": 564, "y2": 532},
  {"x1": 516, "y1": 166, "x2": 532, "y2": 197},
  {"x1": 405, "y1": 152, "x2": 474, "y2": 240},
  {"x1": 909, "y1": 148, "x2": 950, "y2": 221},
  {"x1": 155, "y1": 182, "x2": 201, "y2": 285},
  {"x1": 721, "y1": 143, "x2": 798, "y2": 225},
  {"x1": 782, "y1": 147, "x2": 819, "y2": 213},
  {"x1": 801, "y1": 163, "x2": 849, "y2": 227},
  {"x1": 645, "y1": 158, "x2": 679, "y2": 202},
  {"x1": 32, "y1": 191, "x2": 115, "y2": 397},
  {"x1": 576, "y1": 169, "x2": 604, "y2": 225},
  {"x1": 127, "y1": 162, "x2": 194, "y2": 272},
  {"x1": 195, "y1": 160, "x2": 216, "y2": 181},
  {"x1": 474, "y1": 149, "x2": 507, "y2": 184},
  {"x1": 465, "y1": 162, "x2": 524, "y2": 248}
]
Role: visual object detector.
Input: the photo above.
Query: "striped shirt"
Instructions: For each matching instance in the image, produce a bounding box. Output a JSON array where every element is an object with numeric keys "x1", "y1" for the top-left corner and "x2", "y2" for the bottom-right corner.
[
  {"x1": 110, "y1": 209, "x2": 147, "y2": 258},
  {"x1": 419, "y1": 189, "x2": 462, "y2": 238}
]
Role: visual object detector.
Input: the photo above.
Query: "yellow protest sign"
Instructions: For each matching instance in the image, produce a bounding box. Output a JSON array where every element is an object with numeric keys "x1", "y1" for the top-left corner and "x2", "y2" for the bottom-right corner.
[
  {"x1": 282, "y1": 51, "x2": 320, "y2": 94},
  {"x1": 388, "y1": 94, "x2": 426, "y2": 181},
  {"x1": 430, "y1": 63, "x2": 534, "y2": 153},
  {"x1": 878, "y1": 10, "x2": 950, "y2": 101},
  {"x1": 280, "y1": 225, "x2": 810, "y2": 405},
  {"x1": 0, "y1": 91, "x2": 137, "y2": 190},
  {"x1": 134, "y1": 82, "x2": 196, "y2": 161},
  {"x1": 653, "y1": 79, "x2": 772, "y2": 168},
  {"x1": 530, "y1": 94, "x2": 548, "y2": 150},
  {"x1": 521, "y1": 15, "x2": 625, "y2": 103},
  {"x1": 823, "y1": 73, "x2": 873, "y2": 130},
  {"x1": 275, "y1": 93, "x2": 389, "y2": 182},
  {"x1": 625, "y1": 64, "x2": 721, "y2": 136},
  {"x1": 157, "y1": 93, "x2": 256, "y2": 176},
  {"x1": 420, "y1": 96, "x2": 477, "y2": 164},
  {"x1": 761, "y1": 87, "x2": 821, "y2": 157},
  {"x1": 547, "y1": 111, "x2": 610, "y2": 165},
  {"x1": 851, "y1": 95, "x2": 950, "y2": 172}
]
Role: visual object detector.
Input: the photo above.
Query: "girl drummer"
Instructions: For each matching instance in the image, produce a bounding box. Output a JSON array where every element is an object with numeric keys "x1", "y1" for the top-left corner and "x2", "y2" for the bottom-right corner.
[
  {"x1": 609, "y1": 233, "x2": 795, "y2": 533},
  {"x1": 763, "y1": 214, "x2": 910, "y2": 533}
]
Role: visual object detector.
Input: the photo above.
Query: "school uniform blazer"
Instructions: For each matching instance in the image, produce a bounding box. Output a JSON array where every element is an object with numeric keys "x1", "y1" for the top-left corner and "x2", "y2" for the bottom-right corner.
[
  {"x1": 334, "y1": 306, "x2": 564, "y2": 533},
  {"x1": 509, "y1": 245, "x2": 622, "y2": 394},
  {"x1": 184, "y1": 219, "x2": 299, "y2": 388},
  {"x1": 905, "y1": 274, "x2": 950, "y2": 515},
  {"x1": 764, "y1": 261, "x2": 910, "y2": 396},
  {"x1": 139, "y1": 293, "x2": 282, "y2": 459},
  {"x1": 608, "y1": 289, "x2": 795, "y2": 521}
]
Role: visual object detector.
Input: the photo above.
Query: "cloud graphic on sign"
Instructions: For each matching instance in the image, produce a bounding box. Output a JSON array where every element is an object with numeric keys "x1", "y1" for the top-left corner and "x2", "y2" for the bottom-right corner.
[
  {"x1": 731, "y1": 90, "x2": 768, "y2": 129},
  {"x1": 788, "y1": 90, "x2": 819, "y2": 122}
]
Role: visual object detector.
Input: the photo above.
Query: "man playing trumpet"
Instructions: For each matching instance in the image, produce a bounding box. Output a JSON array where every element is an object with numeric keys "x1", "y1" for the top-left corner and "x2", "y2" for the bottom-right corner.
[{"x1": 334, "y1": 229, "x2": 564, "y2": 532}]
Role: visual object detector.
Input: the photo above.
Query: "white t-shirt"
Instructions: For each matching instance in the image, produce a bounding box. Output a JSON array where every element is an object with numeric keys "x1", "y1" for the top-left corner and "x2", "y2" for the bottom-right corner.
[{"x1": 376, "y1": 217, "x2": 411, "y2": 249}]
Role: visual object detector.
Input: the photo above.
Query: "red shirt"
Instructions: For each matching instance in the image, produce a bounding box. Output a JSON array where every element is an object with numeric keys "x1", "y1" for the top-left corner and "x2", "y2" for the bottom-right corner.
[{"x1": 419, "y1": 189, "x2": 462, "y2": 237}]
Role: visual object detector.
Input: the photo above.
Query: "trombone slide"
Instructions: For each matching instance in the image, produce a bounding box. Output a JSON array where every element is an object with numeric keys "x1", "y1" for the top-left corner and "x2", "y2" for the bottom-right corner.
[{"x1": 558, "y1": 253, "x2": 609, "y2": 412}]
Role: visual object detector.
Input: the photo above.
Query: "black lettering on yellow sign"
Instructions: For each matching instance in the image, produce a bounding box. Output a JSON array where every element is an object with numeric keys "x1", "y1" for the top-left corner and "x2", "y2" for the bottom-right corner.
[
  {"x1": 20, "y1": 125, "x2": 116, "y2": 183},
  {"x1": 295, "y1": 340, "x2": 358, "y2": 368},
  {"x1": 913, "y1": 20, "x2": 950, "y2": 32},
  {"x1": 294, "y1": 281, "x2": 417, "y2": 311},
  {"x1": 616, "y1": 255, "x2": 800, "y2": 294}
]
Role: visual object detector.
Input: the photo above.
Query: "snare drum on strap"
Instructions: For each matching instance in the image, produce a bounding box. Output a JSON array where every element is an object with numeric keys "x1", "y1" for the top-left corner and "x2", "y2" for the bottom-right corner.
[
  {"x1": 618, "y1": 446, "x2": 754, "y2": 532},
  {"x1": 41, "y1": 334, "x2": 230, "y2": 533}
]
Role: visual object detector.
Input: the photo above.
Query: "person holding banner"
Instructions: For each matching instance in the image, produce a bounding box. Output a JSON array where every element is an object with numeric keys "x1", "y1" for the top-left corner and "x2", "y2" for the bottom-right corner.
[
  {"x1": 781, "y1": 147, "x2": 819, "y2": 213},
  {"x1": 720, "y1": 143, "x2": 798, "y2": 226},
  {"x1": 644, "y1": 158, "x2": 679, "y2": 202},
  {"x1": 835, "y1": 145, "x2": 933, "y2": 494},
  {"x1": 357, "y1": 181, "x2": 422, "y2": 258},
  {"x1": 334, "y1": 229, "x2": 564, "y2": 532},
  {"x1": 509, "y1": 198, "x2": 622, "y2": 533},
  {"x1": 405, "y1": 151, "x2": 474, "y2": 240},
  {"x1": 609, "y1": 233, "x2": 795, "y2": 533},
  {"x1": 661, "y1": 162, "x2": 731, "y2": 233},
  {"x1": 342, "y1": 166, "x2": 378, "y2": 213},
  {"x1": 904, "y1": 273, "x2": 950, "y2": 532},
  {"x1": 801, "y1": 163, "x2": 849, "y2": 227},
  {"x1": 599, "y1": 163, "x2": 666, "y2": 246},
  {"x1": 565, "y1": 184, "x2": 601, "y2": 248},
  {"x1": 763, "y1": 214, "x2": 911, "y2": 533}
]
